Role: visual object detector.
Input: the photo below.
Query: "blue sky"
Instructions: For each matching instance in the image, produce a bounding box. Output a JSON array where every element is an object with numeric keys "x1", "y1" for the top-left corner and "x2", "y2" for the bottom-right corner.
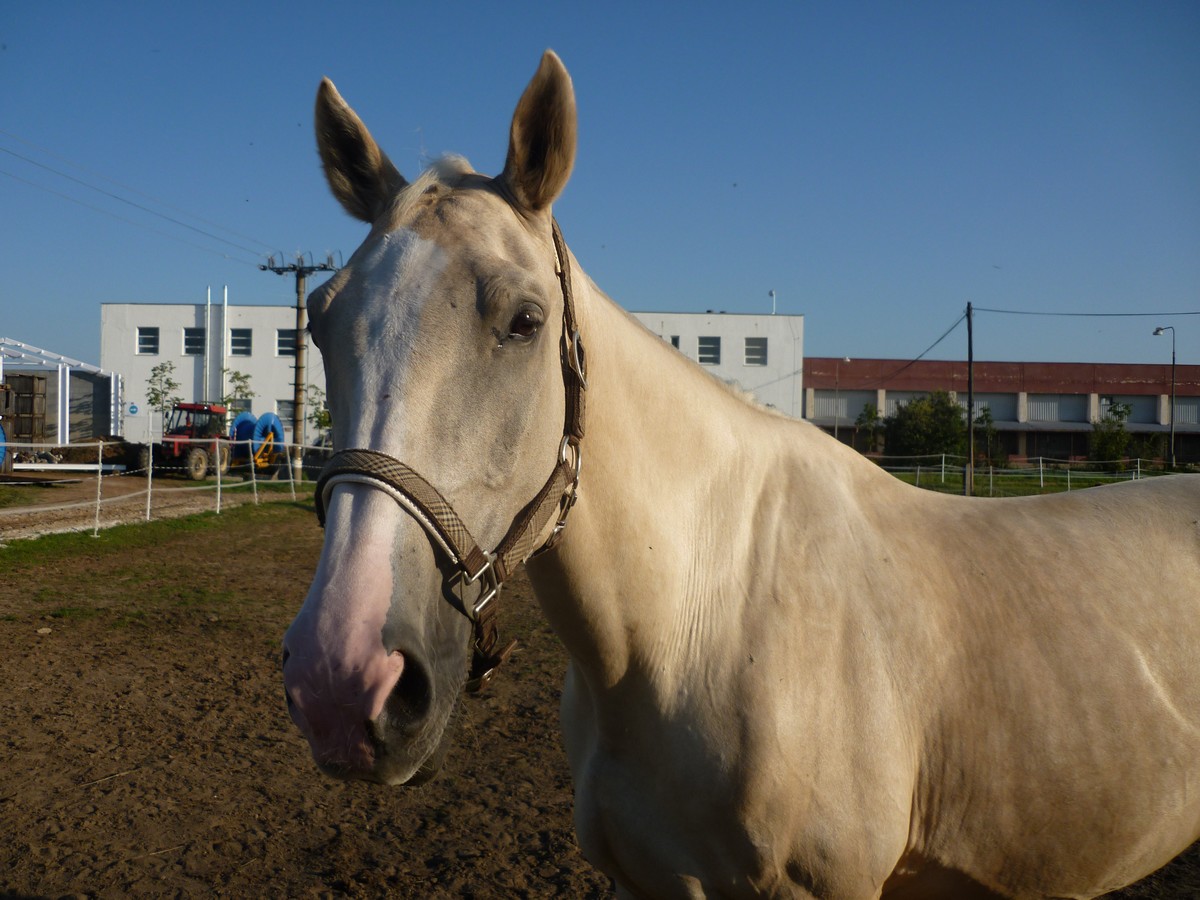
[{"x1": 2, "y1": 2, "x2": 1197, "y2": 369}]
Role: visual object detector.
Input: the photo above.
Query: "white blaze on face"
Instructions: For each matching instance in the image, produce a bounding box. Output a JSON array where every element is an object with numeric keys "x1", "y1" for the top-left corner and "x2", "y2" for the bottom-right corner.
[
  {"x1": 282, "y1": 226, "x2": 449, "y2": 771},
  {"x1": 336, "y1": 228, "x2": 449, "y2": 455}
]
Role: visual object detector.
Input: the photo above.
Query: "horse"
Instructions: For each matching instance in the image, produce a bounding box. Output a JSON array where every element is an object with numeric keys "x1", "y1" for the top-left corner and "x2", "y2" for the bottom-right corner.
[{"x1": 281, "y1": 51, "x2": 1200, "y2": 898}]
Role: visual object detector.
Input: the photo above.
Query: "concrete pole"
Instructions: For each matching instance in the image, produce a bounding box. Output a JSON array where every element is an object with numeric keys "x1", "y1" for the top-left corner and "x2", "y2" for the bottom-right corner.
[{"x1": 292, "y1": 267, "x2": 307, "y2": 482}]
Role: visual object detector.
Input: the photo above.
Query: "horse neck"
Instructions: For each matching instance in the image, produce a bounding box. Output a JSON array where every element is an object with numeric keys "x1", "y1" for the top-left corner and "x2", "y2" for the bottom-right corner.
[{"x1": 528, "y1": 274, "x2": 832, "y2": 688}]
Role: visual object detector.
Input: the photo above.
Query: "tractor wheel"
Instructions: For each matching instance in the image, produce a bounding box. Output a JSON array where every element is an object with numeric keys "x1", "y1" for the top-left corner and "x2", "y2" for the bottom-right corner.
[
  {"x1": 215, "y1": 443, "x2": 231, "y2": 476},
  {"x1": 133, "y1": 445, "x2": 151, "y2": 474},
  {"x1": 185, "y1": 447, "x2": 209, "y2": 481}
]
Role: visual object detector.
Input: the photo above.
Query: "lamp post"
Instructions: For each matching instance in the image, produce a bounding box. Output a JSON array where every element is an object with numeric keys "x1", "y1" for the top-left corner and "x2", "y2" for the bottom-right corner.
[
  {"x1": 834, "y1": 356, "x2": 851, "y2": 442},
  {"x1": 1153, "y1": 326, "x2": 1176, "y2": 469}
]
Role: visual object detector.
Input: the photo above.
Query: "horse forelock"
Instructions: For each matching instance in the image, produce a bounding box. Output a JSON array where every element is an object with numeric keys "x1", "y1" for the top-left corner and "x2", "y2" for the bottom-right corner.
[{"x1": 382, "y1": 155, "x2": 477, "y2": 230}]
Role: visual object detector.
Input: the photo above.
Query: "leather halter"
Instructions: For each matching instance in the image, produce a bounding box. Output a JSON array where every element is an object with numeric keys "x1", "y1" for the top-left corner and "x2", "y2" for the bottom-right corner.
[{"x1": 313, "y1": 219, "x2": 586, "y2": 692}]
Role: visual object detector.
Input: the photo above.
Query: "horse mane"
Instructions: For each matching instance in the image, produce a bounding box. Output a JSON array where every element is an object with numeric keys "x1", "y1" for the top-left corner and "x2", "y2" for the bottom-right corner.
[{"x1": 598, "y1": 280, "x2": 796, "y2": 423}]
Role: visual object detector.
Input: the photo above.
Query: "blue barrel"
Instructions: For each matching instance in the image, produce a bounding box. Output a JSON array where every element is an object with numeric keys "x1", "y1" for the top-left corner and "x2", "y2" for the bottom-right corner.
[
  {"x1": 252, "y1": 412, "x2": 285, "y2": 453},
  {"x1": 229, "y1": 411, "x2": 258, "y2": 460}
]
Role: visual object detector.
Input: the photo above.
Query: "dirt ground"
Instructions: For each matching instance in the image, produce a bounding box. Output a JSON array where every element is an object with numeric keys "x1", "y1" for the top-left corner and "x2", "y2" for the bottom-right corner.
[{"x1": 1, "y1": 499, "x2": 1198, "y2": 899}]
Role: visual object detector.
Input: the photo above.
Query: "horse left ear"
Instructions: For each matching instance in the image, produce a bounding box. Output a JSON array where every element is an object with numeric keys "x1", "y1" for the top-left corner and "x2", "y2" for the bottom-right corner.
[{"x1": 500, "y1": 50, "x2": 577, "y2": 214}]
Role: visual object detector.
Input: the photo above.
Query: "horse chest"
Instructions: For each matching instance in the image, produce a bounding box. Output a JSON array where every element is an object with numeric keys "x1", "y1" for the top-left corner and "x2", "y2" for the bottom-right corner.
[{"x1": 562, "y1": 699, "x2": 886, "y2": 898}]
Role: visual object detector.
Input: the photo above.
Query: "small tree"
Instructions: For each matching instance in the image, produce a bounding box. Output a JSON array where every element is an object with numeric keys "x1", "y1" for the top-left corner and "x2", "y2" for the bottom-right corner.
[
  {"x1": 145, "y1": 361, "x2": 182, "y2": 422},
  {"x1": 854, "y1": 403, "x2": 883, "y2": 454},
  {"x1": 1091, "y1": 401, "x2": 1132, "y2": 471},
  {"x1": 883, "y1": 391, "x2": 966, "y2": 458},
  {"x1": 222, "y1": 369, "x2": 255, "y2": 410},
  {"x1": 973, "y1": 406, "x2": 1003, "y2": 467},
  {"x1": 306, "y1": 384, "x2": 332, "y2": 435}
]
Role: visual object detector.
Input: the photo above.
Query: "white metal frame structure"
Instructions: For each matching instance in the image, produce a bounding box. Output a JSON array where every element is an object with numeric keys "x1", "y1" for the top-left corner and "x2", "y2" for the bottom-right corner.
[{"x1": 0, "y1": 337, "x2": 122, "y2": 444}]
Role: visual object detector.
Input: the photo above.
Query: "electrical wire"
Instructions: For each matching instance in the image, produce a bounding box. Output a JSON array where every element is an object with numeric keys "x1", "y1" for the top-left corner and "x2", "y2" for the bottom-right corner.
[
  {"x1": 0, "y1": 128, "x2": 278, "y2": 255},
  {"x1": 879, "y1": 311, "x2": 968, "y2": 385},
  {"x1": 0, "y1": 145, "x2": 271, "y2": 260},
  {"x1": 0, "y1": 166, "x2": 263, "y2": 267},
  {"x1": 974, "y1": 306, "x2": 1200, "y2": 318}
]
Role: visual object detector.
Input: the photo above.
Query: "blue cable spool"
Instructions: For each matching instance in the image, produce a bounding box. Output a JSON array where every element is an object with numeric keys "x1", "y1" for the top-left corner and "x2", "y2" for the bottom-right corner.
[
  {"x1": 252, "y1": 412, "x2": 285, "y2": 454},
  {"x1": 229, "y1": 411, "x2": 257, "y2": 460},
  {"x1": 0, "y1": 422, "x2": 7, "y2": 467}
]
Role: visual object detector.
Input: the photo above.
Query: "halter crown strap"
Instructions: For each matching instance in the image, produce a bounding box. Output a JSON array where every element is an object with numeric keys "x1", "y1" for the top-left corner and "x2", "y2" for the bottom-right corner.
[{"x1": 313, "y1": 219, "x2": 584, "y2": 691}]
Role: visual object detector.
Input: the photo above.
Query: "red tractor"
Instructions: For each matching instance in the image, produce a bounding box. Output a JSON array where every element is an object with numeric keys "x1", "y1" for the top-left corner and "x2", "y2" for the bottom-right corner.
[{"x1": 130, "y1": 402, "x2": 232, "y2": 480}]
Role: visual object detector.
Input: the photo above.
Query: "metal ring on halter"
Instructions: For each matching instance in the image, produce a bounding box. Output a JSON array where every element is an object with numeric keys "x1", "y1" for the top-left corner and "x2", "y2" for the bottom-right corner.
[
  {"x1": 558, "y1": 434, "x2": 583, "y2": 482},
  {"x1": 567, "y1": 330, "x2": 587, "y2": 388}
]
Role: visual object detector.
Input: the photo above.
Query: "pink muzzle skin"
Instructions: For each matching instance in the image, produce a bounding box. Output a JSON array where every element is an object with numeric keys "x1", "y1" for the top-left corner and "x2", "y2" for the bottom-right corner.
[{"x1": 282, "y1": 483, "x2": 407, "y2": 774}]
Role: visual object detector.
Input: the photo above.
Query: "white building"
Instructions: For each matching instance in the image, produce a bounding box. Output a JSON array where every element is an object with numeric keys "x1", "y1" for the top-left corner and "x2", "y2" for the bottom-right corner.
[
  {"x1": 100, "y1": 300, "x2": 324, "y2": 444},
  {"x1": 630, "y1": 311, "x2": 804, "y2": 417},
  {"x1": 99, "y1": 303, "x2": 805, "y2": 444}
]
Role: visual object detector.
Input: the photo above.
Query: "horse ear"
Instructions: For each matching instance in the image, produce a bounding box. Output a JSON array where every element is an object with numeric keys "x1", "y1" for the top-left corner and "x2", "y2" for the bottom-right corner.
[
  {"x1": 499, "y1": 51, "x2": 577, "y2": 214},
  {"x1": 315, "y1": 78, "x2": 407, "y2": 223}
]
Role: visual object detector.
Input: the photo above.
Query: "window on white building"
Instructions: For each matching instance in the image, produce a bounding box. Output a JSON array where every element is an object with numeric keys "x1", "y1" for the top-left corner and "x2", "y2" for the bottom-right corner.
[
  {"x1": 698, "y1": 336, "x2": 721, "y2": 365},
  {"x1": 276, "y1": 329, "x2": 298, "y2": 357},
  {"x1": 227, "y1": 398, "x2": 252, "y2": 415},
  {"x1": 670, "y1": 335, "x2": 680, "y2": 349},
  {"x1": 230, "y1": 328, "x2": 252, "y2": 357},
  {"x1": 136, "y1": 327, "x2": 159, "y2": 355},
  {"x1": 183, "y1": 327, "x2": 205, "y2": 356},
  {"x1": 744, "y1": 337, "x2": 768, "y2": 366},
  {"x1": 277, "y1": 399, "x2": 295, "y2": 424}
]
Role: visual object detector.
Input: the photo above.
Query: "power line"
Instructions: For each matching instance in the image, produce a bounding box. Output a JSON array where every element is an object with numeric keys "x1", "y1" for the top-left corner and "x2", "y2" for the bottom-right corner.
[
  {"x1": 0, "y1": 166, "x2": 262, "y2": 266},
  {"x1": 0, "y1": 145, "x2": 273, "y2": 260},
  {"x1": 0, "y1": 128, "x2": 278, "y2": 255},
  {"x1": 879, "y1": 311, "x2": 968, "y2": 385},
  {"x1": 974, "y1": 306, "x2": 1200, "y2": 318}
]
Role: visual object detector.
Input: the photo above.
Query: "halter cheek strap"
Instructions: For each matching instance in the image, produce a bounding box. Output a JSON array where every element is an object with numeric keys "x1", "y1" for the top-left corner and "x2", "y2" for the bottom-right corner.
[{"x1": 313, "y1": 219, "x2": 585, "y2": 692}]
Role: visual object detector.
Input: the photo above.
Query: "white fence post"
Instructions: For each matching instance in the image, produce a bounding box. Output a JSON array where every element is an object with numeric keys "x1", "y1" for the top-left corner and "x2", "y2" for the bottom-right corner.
[
  {"x1": 92, "y1": 440, "x2": 103, "y2": 537},
  {"x1": 145, "y1": 441, "x2": 153, "y2": 522},
  {"x1": 250, "y1": 442, "x2": 259, "y2": 505},
  {"x1": 288, "y1": 441, "x2": 297, "y2": 501}
]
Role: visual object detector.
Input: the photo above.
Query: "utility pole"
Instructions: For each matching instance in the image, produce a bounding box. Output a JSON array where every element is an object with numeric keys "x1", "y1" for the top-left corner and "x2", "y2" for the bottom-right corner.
[
  {"x1": 260, "y1": 253, "x2": 338, "y2": 480},
  {"x1": 965, "y1": 301, "x2": 974, "y2": 497}
]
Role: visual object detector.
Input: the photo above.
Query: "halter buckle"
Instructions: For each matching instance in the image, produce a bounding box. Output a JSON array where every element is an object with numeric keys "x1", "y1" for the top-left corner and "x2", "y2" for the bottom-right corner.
[{"x1": 458, "y1": 552, "x2": 500, "y2": 622}]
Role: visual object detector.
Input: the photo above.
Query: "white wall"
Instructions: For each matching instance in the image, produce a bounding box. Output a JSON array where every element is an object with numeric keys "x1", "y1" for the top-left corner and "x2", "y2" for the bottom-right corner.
[
  {"x1": 100, "y1": 302, "x2": 325, "y2": 443},
  {"x1": 630, "y1": 312, "x2": 804, "y2": 417}
]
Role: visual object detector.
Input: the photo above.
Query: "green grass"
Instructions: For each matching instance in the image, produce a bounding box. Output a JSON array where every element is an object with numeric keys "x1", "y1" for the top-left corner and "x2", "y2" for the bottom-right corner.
[
  {"x1": 0, "y1": 498, "x2": 315, "y2": 568},
  {"x1": 0, "y1": 482, "x2": 68, "y2": 509},
  {"x1": 48, "y1": 606, "x2": 103, "y2": 621},
  {"x1": 890, "y1": 467, "x2": 1165, "y2": 497}
]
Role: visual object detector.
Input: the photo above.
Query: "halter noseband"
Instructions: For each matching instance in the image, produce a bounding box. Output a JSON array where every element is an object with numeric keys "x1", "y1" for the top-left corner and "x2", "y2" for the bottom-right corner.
[{"x1": 313, "y1": 219, "x2": 585, "y2": 692}]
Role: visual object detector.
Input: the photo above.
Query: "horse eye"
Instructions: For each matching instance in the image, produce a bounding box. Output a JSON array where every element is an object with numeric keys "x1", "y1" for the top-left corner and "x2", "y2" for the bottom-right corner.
[{"x1": 509, "y1": 309, "x2": 541, "y2": 339}]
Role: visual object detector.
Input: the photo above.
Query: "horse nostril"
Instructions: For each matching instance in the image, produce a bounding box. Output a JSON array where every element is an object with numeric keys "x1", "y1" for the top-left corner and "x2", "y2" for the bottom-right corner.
[
  {"x1": 285, "y1": 688, "x2": 295, "y2": 710},
  {"x1": 281, "y1": 647, "x2": 291, "y2": 668},
  {"x1": 384, "y1": 654, "x2": 433, "y2": 732}
]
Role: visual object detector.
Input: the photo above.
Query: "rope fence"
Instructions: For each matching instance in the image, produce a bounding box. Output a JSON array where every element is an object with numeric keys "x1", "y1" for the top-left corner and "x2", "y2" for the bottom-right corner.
[
  {"x1": 0, "y1": 437, "x2": 333, "y2": 541},
  {"x1": 0, "y1": 440, "x2": 1188, "y2": 542},
  {"x1": 872, "y1": 453, "x2": 1174, "y2": 497}
]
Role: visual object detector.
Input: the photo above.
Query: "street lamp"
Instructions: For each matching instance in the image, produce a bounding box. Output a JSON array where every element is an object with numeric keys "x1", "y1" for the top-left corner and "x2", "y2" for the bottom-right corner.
[
  {"x1": 1153, "y1": 326, "x2": 1176, "y2": 469},
  {"x1": 834, "y1": 356, "x2": 851, "y2": 442}
]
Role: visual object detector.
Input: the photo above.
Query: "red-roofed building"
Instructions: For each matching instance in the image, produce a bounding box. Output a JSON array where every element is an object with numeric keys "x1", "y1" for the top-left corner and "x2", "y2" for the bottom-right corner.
[{"x1": 803, "y1": 358, "x2": 1200, "y2": 462}]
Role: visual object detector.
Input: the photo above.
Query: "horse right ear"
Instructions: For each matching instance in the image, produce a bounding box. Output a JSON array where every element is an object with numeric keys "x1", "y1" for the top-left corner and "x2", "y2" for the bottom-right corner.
[{"x1": 315, "y1": 78, "x2": 407, "y2": 223}]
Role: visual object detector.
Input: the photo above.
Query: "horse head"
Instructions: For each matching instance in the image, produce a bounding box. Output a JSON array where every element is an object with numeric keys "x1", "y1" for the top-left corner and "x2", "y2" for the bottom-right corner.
[{"x1": 282, "y1": 51, "x2": 579, "y2": 785}]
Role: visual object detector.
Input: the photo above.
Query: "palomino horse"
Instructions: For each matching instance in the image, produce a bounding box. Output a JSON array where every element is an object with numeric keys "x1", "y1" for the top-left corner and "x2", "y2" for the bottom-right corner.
[{"x1": 282, "y1": 52, "x2": 1200, "y2": 898}]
